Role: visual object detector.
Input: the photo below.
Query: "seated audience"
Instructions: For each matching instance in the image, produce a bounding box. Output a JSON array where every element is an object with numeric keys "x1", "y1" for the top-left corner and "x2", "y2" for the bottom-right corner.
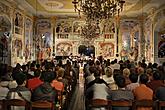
[
  {"x1": 123, "y1": 68, "x2": 131, "y2": 85},
  {"x1": 6, "y1": 72, "x2": 31, "y2": 110},
  {"x1": 51, "y1": 72, "x2": 64, "y2": 92},
  {"x1": 22, "y1": 64, "x2": 33, "y2": 80},
  {"x1": 108, "y1": 75, "x2": 134, "y2": 110},
  {"x1": 85, "y1": 67, "x2": 110, "y2": 100},
  {"x1": 1, "y1": 65, "x2": 13, "y2": 81},
  {"x1": 133, "y1": 74, "x2": 153, "y2": 110},
  {"x1": 85, "y1": 67, "x2": 110, "y2": 110},
  {"x1": 156, "y1": 85, "x2": 165, "y2": 100},
  {"x1": 0, "y1": 66, "x2": 17, "y2": 89},
  {"x1": 156, "y1": 85, "x2": 165, "y2": 110},
  {"x1": 0, "y1": 77, "x2": 9, "y2": 100},
  {"x1": 27, "y1": 70, "x2": 43, "y2": 91},
  {"x1": 103, "y1": 66, "x2": 115, "y2": 90},
  {"x1": 126, "y1": 73, "x2": 139, "y2": 91},
  {"x1": 85, "y1": 66, "x2": 95, "y2": 85},
  {"x1": 146, "y1": 70, "x2": 164, "y2": 94},
  {"x1": 146, "y1": 68, "x2": 153, "y2": 82},
  {"x1": 32, "y1": 71, "x2": 56, "y2": 103},
  {"x1": 57, "y1": 68, "x2": 68, "y2": 90},
  {"x1": 83, "y1": 60, "x2": 94, "y2": 78}
]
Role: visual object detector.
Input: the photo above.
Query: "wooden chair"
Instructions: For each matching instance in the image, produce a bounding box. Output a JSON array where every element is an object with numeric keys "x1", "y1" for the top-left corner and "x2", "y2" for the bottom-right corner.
[
  {"x1": 133, "y1": 100, "x2": 155, "y2": 110},
  {"x1": 0, "y1": 100, "x2": 4, "y2": 110},
  {"x1": 4, "y1": 99, "x2": 30, "y2": 110},
  {"x1": 87, "y1": 99, "x2": 110, "y2": 110},
  {"x1": 158, "y1": 101, "x2": 165, "y2": 110},
  {"x1": 110, "y1": 100, "x2": 133, "y2": 110},
  {"x1": 30, "y1": 101, "x2": 55, "y2": 110}
]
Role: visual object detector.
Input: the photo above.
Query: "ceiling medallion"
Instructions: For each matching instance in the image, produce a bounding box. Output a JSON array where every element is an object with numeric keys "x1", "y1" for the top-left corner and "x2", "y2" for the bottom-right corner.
[{"x1": 38, "y1": 0, "x2": 64, "y2": 11}]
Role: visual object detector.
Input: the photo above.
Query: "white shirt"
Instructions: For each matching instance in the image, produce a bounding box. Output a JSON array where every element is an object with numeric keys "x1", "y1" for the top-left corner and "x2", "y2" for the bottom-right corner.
[
  {"x1": 102, "y1": 75, "x2": 114, "y2": 85},
  {"x1": 86, "y1": 74, "x2": 95, "y2": 84},
  {"x1": 0, "y1": 86, "x2": 9, "y2": 99},
  {"x1": 111, "y1": 63, "x2": 120, "y2": 70},
  {"x1": 86, "y1": 83, "x2": 110, "y2": 100}
]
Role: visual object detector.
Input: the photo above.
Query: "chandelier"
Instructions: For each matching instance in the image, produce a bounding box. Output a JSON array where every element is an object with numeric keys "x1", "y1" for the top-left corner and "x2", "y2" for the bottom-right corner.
[
  {"x1": 72, "y1": 0, "x2": 125, "y2": 21},
  {"x1": 80, "y1": 20, "x2": 100, "y2": 40}
]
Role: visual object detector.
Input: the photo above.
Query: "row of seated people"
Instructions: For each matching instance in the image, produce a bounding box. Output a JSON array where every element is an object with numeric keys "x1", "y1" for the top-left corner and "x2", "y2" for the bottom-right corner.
[
  {"x1": 83, "y1": 59, "x2": 165, "y2": 110},
  {"x1": 87, "y1": 98, "x2": 165, "y2": 110},
  {"x1": 0, "y1": 59, "x2": 79, "y2": 110},
  {"x1": 0, "y1": 99, "x2": 55, "y2": 110}
]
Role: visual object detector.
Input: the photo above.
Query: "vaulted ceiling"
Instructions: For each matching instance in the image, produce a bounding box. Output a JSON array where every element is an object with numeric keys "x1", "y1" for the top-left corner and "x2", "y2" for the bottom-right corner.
[{"x1": 11, "y1": 0, "x2": 165, "y2": 18}]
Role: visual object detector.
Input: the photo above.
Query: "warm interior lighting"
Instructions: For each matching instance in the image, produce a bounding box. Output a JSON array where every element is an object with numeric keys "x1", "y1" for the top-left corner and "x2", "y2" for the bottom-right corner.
[{"x1": 72, "y1": 0, "x2": 125, "y2": 21}]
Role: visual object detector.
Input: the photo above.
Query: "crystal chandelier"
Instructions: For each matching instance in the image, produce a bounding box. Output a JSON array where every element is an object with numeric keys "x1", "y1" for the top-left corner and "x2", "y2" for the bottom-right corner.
[{"x1": 72, "y1": 0, "x2": 125, "y2": 21}]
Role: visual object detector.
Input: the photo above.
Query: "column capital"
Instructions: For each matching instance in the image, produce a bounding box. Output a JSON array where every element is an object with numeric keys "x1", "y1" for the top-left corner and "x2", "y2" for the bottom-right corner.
[{"x1": 33, "y1": 16, "x2": 38, "y2": 21}]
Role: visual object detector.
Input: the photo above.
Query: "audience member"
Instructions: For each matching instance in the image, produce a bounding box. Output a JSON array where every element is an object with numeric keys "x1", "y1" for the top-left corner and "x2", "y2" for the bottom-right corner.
[
  {"x1": 123, "y1": 68, "x2": 131, "y2": 85},
  {"x1": 108, "y1": 75, "x2": 134, "y2": 110},
  {"x1": 146, "y1": 71, "x2": 164, "y2": 94},
  {"x1": 0, "y1": 77, "x2": 9, "y2": 100},
  {"x1": 85, "y1": 66, "x2": 95, "y2": 85},
  {"x1": 86, "y1": 67, "x2": 110, "y2": 100},
  {"x1": 126, "y1": 73, "x2": 139, "y2": 91},
  {"x1": 27, "y1": 70, "x2": 43, "y2": 91},
  {"x1": 103, "y1": 66, "x2": 115, "y2": 90},
  {"x1": 51, "y1": 72, "x2": 64, "y2": 92},
  {"x1": 133, "y1": 74, "x2": 153, "y2": 110},
  {"x1": 32, "y1": 71, "x2": 56, "y2": 103},
  {"x1": 6, "y1": 72, "x2": 31, "y2": 110}
]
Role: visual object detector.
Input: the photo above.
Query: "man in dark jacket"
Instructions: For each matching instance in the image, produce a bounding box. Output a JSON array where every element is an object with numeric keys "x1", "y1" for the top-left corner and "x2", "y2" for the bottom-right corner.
[{"x1": 32, "y1": 71, "x2": 56, "y2": 104}]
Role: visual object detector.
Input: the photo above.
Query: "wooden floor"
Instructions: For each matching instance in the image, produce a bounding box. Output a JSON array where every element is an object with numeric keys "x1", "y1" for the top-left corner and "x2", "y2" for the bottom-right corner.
[{"x1": 67, "y1": 68, "x2": 85, "y2": 110}]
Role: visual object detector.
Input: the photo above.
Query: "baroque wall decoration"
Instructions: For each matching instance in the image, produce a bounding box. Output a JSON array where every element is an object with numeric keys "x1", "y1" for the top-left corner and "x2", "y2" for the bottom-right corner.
[
  {"x1": 158, "y1": 33, "x2": 165, "y2": 58},
  {"x1": 99, "y1": 42, "x2": 114, "y2": 58},
  {"x1": 120, "y1": 20, "x2": 140, "y2": 61},
  {"x1": 144, "y1": 17, "x2": 152, "y2": 61},
  {"x1": 36, "y1": 19, "x2": 52, "y2": 60},
  {"x1": 72, "y1": 21, "x2": 84, "y2": 34},
  {"x1": 56, "y1": 42, "x2": 73, "y2": 56},
  {"x1": 0, "y1": 2, "x2": 11, "y2": 18},
  {"x1": 101, "y1": 19, "x2": 115, "y2": 34},
  {"x1": 14, "y1": 12, "x2": 23, "y2": 35},
  {"x1": 56, "y1": 20, "x2": 72, "y2": 39},
  {"x1": 24, "y1": 17, "x2": 33, "y2": 61},
  {"x1": 0, "y1": 15, "x2": 11, "y2": 63},
  {"x1": 153, "y1": 8, "x2": 165, "y2": 63},
  {"x1": 12, "y1": 39, "x2": 23, "y2": 58}
]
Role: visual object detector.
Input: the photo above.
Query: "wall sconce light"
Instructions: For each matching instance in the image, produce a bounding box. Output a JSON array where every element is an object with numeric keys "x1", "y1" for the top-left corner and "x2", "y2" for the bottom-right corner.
[
  {"x1": 4, "y1": 32, "x2": 10, "y2": 38},
  {"x1": 42, "y1": 34, "x2": 45, "y2": 39},
  {"x1": 134, "y1": 37, "x2": 137, "y2": 41}
]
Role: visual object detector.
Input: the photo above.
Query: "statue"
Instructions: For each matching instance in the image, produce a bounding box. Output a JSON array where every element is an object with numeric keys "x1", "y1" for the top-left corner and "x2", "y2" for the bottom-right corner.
[
  {"x1": 128, "y1": 47, "x2": 138, "y2": 61},
  {"x1": 120, "y1": 47, "x2": 128, "y2": 61}
]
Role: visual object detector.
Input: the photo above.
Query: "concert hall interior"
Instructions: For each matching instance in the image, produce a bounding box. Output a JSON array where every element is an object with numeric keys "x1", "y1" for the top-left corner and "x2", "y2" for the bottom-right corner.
[{"x1": 0, "y1": 0, "x2": 165, "y2": 110}]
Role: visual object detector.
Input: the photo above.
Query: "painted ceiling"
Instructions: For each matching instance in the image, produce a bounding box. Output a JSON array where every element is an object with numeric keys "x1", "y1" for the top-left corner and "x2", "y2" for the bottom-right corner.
[{"x1": 13, "y1": 0, "x2": 165, "y2": 17}]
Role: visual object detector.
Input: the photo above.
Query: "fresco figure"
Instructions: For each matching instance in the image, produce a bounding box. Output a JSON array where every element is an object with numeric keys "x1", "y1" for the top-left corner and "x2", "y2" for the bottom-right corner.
[{"x1": 120, "y1": 47, "x2": 128, "y2": 61}]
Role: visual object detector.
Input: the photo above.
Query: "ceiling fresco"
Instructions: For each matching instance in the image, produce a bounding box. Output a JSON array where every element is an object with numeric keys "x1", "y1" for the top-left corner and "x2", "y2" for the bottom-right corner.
[{"x1": 12, "y1": 0, "x2": 165, "y2": 17}]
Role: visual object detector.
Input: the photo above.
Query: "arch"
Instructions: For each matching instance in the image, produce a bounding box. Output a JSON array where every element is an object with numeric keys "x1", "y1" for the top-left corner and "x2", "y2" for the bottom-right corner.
[
  {"x1": 0, "y1": 15, "x2": 11, "y2": 64},
  {"x1": 153, "y1": 8, "x2": 165, "y2": 60},
  {"x1": 0, "y1": 15, "x2": 11, "y2": 32},
  {"x1": 78, "y1": 45, "x2": 95, "y2": 56}
]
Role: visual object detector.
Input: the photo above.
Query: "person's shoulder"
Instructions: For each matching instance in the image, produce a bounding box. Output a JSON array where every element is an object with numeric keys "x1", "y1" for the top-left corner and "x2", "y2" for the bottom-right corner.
[
  {"x1": 18, "y1": 86, "x2": 31, "y2": 92},
  {"x1": 156, "y1": 85, "x2": 165, "y2": 92},
  {"x1": 8, "y1": 87, "x2": 17, "y2": 92}
]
